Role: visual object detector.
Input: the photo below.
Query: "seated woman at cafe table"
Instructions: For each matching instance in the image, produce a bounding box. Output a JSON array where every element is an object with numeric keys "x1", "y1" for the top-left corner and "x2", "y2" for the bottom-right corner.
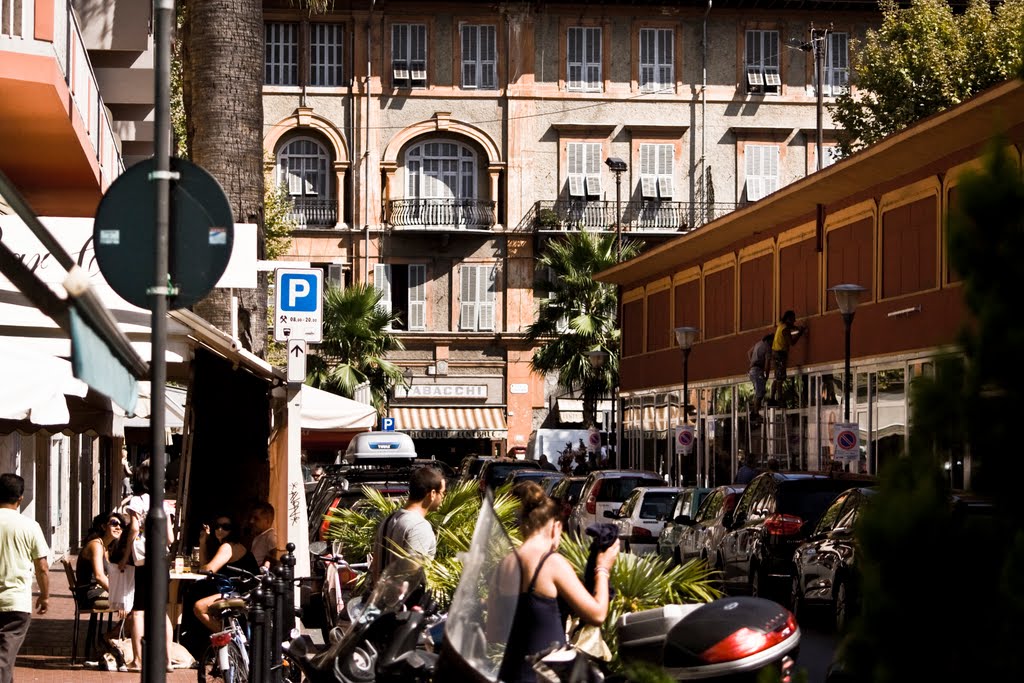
[
  {"x1": 192, "y1": 514, "x2": 259, "y2": 632},
  {"x1": 76, "y1": 512, "x2": 125, "y2": 609}
]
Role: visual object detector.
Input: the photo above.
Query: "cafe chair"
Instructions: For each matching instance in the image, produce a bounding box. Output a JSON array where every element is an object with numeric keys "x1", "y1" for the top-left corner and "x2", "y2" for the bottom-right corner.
[{"x1": 60, "y1": 556, "x2": 118, "y2": 665}]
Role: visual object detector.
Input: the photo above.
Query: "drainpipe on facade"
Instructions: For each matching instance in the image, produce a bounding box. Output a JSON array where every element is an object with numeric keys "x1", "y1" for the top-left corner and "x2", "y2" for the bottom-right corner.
[
  {"x1": 364, "y1": 0, "x2": 376, "y2": 283},
  {"x1": 702, "y1": 1, "x2": 711, "y2": 216}
]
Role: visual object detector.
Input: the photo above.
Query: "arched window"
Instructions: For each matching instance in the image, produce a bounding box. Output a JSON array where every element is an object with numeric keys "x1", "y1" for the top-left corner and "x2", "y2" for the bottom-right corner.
[
  {"x1": 405, "y1": 140, "x2": 477, "y2": 199},
  {"x1": 276, "y1": 137, "x2": 331, "y2": 198}
]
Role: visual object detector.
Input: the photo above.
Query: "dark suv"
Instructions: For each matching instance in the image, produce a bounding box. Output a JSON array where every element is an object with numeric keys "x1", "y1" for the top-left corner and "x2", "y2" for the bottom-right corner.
[
  {"x1": 477, "y1": 459, "x2": 542, "y2": 493},
  {"x1": 717, "y1": 471, "x2": 875, "y2": 599}
]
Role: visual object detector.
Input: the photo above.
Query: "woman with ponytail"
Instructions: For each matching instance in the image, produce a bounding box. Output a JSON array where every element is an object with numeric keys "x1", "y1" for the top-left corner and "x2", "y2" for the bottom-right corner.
[{"x1": 496, "y1": 481, "x2": 619, "y2": 682}]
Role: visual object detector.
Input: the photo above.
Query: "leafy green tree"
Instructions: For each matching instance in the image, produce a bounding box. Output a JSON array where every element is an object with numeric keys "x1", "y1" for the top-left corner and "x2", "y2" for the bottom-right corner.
[
  {"x1": 838, "y1": 139, "x2": 1024, "y2": 680},
  {"x1": 832, "y1": 0, "x2": 1024, "y2": 155},
  {"x1": 528, "y1": 231, "x2": 641, "y2": 428},
  {"x1": 306, "y1": 284, "x2": 406, "y2": 415}
]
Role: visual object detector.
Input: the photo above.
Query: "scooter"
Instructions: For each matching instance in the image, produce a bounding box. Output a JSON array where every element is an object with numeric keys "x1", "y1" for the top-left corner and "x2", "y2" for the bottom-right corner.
[
  {"x1": 436, "y1": 493, "x2": 800, "y2": 682},
  {"x1": 284, "y1": 563, "x2": 438, "y2": 683}
]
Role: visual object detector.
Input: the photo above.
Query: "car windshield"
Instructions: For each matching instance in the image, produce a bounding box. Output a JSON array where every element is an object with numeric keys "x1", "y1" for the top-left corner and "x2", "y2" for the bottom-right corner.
[
  {"x1": 596, "y1": 477, "x2": 664, "y2": 502},
  {"x1": 777, "y1": 480, "x2": 867, "y2": 524},
  {"x1": 487, "y1": 462, "x2": 540, "y2": 487},
  {"x1": 639, "y1": 492, "x2": 678, "y2": 520}
]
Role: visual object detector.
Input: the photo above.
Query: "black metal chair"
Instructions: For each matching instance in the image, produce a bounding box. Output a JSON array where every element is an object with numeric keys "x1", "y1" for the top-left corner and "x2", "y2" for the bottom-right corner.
[{"x1": 60, "y1": 555, "x2": 118, "y2": 664}]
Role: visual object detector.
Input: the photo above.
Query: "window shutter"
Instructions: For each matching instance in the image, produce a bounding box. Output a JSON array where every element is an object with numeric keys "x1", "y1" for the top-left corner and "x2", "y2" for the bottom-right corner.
[
  {"x1": 408, "y1": 264, "x2": 426, "y2": 330},
  {"x1": 460, "y1": 265, "x2": 478, "y2": 330},
  {"x1": 746, "y1": 145, "x2": 763, "y2": 201},
  {"x1": 585, "y1": 27, "x2": 602, "y2": 90},
  {"x1": 374, "y1": 264, "x2": 392, "y2": 316},
  {"x1": 764, "y1": 145, "x2": 779, "y2": 195},
  {"x1": 745, "y1": 30, "x2": 758, "y2": 69},
  {"x1": 639, "y1": 29, "x2": 655, "y2": 89},
  {"x1": 477, "y1": 265, "x2": 496, "y2": 331},
  {"x1": 657, "y1": 29, "x2": 673, "y2": 88},
  {"x1": 657, "y1": 144, "x2": 674, "y2": 199},
  {"x1": 828, "y1": 33, "x2": 849, "y2": 94},
  {"x1": 568, "y1": 143, "x2": 584, "y2": 196},
  {"x1": 567, "y1": 28, "x2": 583, "y2": 90},
  {"x1": 392, "y1": 25, "x2": 409, "y2": 80},
  {"x1": 461, "y1": 25, "x2": 477, "y2": 87},
  {"x1": 481, "y1": 26, "x2": 497, "y2": 89},
  {"x1": 640, "y1": 144, "x2": 656, "y2": 198},
  {"x1": 411, "y1": 25, "x2": 427, "y2": 82},
  {"x1": 327, "y1": 264, "x2": 344, "y2": 289},
  {"x1": 585, "y1": 143, "x2": 601, "y2": 196}
]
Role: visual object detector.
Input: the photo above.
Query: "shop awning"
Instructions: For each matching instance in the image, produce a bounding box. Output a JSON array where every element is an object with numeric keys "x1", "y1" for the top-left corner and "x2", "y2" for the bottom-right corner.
[
  {"x1": 556, "y1": 398, "x2": 614, "y2": 425},
  {"x1": 389, "y1": 406, "x2": 507, "y2": 439},
  {"x1": 124, "y1": 382, "x2": 187, "y2": 431},
  {"x1": 301, "y1": 385, "x2": 377, "y2": 431}
]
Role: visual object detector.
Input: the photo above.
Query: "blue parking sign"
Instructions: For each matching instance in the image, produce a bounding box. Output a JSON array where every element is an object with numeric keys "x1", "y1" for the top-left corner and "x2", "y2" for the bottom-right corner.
[
  {"x1": 280, "y1": 273, "x2": 319, "y2": 312},
  {"x1": 381, "y1": 417, "x2": 396, "y2": 432}
]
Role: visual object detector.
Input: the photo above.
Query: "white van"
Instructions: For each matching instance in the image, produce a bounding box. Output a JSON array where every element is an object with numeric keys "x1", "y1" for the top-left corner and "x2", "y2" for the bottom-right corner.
[{"x1": 340, "y1": 431, "x2": 417, "y2": 464}]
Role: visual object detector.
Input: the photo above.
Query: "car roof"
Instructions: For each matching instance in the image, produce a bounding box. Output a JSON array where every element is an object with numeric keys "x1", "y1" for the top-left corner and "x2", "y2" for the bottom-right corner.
[{"x1": 590, "y1": 469, "x2": 663, "y2": 478}]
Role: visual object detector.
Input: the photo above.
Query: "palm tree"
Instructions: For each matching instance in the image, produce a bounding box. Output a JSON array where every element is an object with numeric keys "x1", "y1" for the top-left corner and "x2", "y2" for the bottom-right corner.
[
  {"x1": 527, "y1": 231, "x2": 641, "y2": 428},
  {"x1": 306, "y1": 284, "x2": 406, "y2": 415}
]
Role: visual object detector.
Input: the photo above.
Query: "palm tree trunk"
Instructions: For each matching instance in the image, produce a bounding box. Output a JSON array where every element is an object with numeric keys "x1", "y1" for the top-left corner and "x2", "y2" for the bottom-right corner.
[{"x1": 182, "y1": 0, "x2": 267, "y2": 357}]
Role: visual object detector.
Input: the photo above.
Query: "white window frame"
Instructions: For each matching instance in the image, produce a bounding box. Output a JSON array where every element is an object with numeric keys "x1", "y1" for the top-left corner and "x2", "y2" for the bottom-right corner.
[
  {"x1": 405, "y1": 141, "x2": 477, "y2": 200},
  {"x1": 461, "y1": 24, "x2": 497, "y2": 90},
  {"x1": 392, "y1": 23, "x2": 427, "y2": 88},
  {"x1": 567, "y1": 27, "x2": 602, "y2": 92},
  {"x1": 639, "y1": 143, "x2": 674, "y2": 200},
  {"x1": 374, "y1": 264, "x2": 427, "y2": 330},
  {"x1": 276, "y1": 137, "x2": 331, "y2": 198},
  {"x1": 567, "y1": 142, "x2": 602, "y2": 199},
  {"x1": 460, "y1": 264, "x2": 497, "y2": 331},
  {"x1": 745, "y1": 144, "x2": 779, "y2": 201},
  {"x1": 825, "y1": 32, "x2": 849, "y2": 97},
  {"x1": 265, "y1": 22, "x2": 299, "y2": 86},
  {"x1": 745, "y1": 29, "x2": 780, "y2": 95},
  {"x1": 309, "y1": 23, "x2": 344, "y2": 87},
  {"x1": 639, "y1": 28, "x2": 674, "y2": 92}
]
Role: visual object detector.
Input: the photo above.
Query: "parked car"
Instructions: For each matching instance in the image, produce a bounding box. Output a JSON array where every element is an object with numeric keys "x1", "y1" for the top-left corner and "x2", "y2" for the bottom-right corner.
[
  {"x1": 717, "y1": 471, "x2": 875, "y2": 599},
  {"x1": 791, "y1": 487, "x2": 875, "y2": 631},
  {"x1": 477, "y1": 458, "x2": 542, "y2": 493},
  {"x1": 608, "y1": 487, "x2": 680, "y2": 555},
  {"x1": 456, "y1": 455, "x2": 495, "y2": 486},
  {"x1": 501, "y1": 469, "x2": 563, "y2": 490},
  {"x1": 549, "y1": 476, "x2": 587, "y2": 526},
  {"x1": 656, "y1": 486, "x2": 712, "y2": 561},
  {"x1": 669, "y1": 484, "x2": 747, "y2": 569},
  {"x1": 567, "y1": 470, "x2": 666, "y2": 537}
]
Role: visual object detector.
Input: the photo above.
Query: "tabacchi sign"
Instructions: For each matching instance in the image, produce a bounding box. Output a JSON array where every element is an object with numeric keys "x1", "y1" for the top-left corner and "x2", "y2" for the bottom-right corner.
[{"x1": 394, "y1": 385, "x2": 488, "y2": 399}]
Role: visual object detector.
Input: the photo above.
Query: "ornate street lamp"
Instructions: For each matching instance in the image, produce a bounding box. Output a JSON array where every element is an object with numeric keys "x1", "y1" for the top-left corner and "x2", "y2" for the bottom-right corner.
[
  {"x1": 605, "y1": 157, "x2": 628, "y2": 260},
  {"x1": 829, "y1": 284, "x2": 865, "y2": 422},
  {"x1": 673, "y1": 326, "x2": 699, "y2": 419},
  {"x1": 587, "y1": 349, "x2": 617, "y2": 467}
]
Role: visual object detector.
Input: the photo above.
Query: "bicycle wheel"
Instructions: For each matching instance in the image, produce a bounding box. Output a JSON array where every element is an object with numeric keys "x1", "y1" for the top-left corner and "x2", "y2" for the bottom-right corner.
[{"x1": 197, "y1": 640, "x2": 249, "y2": 683}]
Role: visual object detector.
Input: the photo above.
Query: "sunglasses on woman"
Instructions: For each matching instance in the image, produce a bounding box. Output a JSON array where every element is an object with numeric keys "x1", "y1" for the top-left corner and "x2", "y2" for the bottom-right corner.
[
  {"x1": 214, "y1": 522, "x2": 233, "y2": 530},
  {"x1": 107, "y1": 520, "x2": 123, "y2": 528}
]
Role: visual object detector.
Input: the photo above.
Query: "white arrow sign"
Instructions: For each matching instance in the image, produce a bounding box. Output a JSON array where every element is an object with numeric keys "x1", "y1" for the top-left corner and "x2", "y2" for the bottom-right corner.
[{"x1": 287, "y1": 339, "x2": 306, "y2": 384}]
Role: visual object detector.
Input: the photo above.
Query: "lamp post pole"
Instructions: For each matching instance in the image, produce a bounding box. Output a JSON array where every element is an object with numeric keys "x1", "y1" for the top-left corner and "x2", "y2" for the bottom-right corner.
[
  {"x1": 829, "y1": 284, "x2": 865, "y2": 424},
  {"x1": 673, "y1": 326, "x2": 699, "y2": 482},
  {"x1": 614, "y1": 170, "x2": 622, "y2": 261}
]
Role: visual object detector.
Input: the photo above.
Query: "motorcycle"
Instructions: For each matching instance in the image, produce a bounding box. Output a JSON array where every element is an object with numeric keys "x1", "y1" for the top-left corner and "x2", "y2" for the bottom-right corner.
[
  {"x1": 285, "y1": 561, "x2": 437, "y2": 683},
  {"x1": 436, "y1": 492, "x2": 801, "y2": 682}
]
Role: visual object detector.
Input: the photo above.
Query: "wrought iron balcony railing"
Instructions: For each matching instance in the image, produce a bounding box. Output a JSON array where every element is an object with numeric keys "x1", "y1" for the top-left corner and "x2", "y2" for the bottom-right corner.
[
  {"x1": 533, "y1": 200, "x2": 744, "y2": 233},
  {"x1": 387, "y1": 198, "x2": 496, "y2": 230},
  {"x1": 288, "y1": 198, "x2": 338, "y2": 228}
]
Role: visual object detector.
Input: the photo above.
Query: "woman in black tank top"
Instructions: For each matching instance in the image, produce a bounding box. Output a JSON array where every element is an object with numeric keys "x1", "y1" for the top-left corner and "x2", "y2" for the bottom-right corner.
[{"x1": 497, "y1": 482, "x2": 619, "y2": 683}]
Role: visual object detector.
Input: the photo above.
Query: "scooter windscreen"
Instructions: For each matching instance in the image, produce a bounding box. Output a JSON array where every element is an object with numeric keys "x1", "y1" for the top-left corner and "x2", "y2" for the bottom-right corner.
[{"x1": 437, "y1": 491, "x2": 520, "y2": 682}]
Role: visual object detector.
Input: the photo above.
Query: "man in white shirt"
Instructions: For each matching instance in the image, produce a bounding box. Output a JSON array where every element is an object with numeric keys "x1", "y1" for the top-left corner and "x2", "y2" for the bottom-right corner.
[
  {"x1": 0, "y1": 473, "x2": 49, "y2": 683},
  {"x1": 370, "y1": 467, "x2": 446, "y2": 587},
  {"x1": 248, "y1": 502, "x2": 280, "y2": 569}
]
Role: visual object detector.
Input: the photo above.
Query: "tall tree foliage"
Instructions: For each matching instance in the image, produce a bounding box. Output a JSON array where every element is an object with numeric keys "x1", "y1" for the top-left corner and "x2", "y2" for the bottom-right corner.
[
  {"x1": 306, "y1": 284, "x2": 406, "y2": 415},
  {"x1": 527, "y1": 232, "x2": 640, "y2": 428},
  {"x1": 838, "y1": 138, "x2": 1024, "y2": 680},
  {"x1": 832, "y1": 0, "x2": 1024, "y2": 155}
]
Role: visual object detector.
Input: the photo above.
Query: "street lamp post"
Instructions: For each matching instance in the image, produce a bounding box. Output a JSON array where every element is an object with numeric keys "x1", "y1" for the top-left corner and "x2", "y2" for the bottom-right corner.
[
  {"x1": 674, "y1": 327, "x2": 699, "y2": 419},
  {"x1": 605, "y1": 157, "x2": 628, "y2": 260},
  {"x1": 587, "y1": 349, "x2": 617, "y2": 466},
  {"x1": 829, "y1": 284, "x2": 865, "y2": 422}
]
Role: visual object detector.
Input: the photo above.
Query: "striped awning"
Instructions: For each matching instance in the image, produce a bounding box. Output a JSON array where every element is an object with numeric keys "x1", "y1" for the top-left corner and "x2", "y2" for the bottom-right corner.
[
  {"x1": 389, "y1": 406, "x2": 507, "y2": 439},
  {"x1": 556, "y1": 398, "x2": 614, "y2": 424}
]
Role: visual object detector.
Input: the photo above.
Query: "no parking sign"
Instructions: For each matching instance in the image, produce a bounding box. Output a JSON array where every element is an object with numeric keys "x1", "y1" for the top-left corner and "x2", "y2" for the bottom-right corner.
[
  {"x1": 831, "y1": 422, "x2": 860, "y2": 462},
  {"x1": 675, "y1": 425, "x2": 695, "y2": 455}
]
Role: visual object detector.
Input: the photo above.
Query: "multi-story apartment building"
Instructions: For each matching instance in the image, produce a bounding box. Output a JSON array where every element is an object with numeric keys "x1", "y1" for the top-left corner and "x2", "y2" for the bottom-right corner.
[{"x1": 262, "y1": 0, "x2": 878, "y2": 466}]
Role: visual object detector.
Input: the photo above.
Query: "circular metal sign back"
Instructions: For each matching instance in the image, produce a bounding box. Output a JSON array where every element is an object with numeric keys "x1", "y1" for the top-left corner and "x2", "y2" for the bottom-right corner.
[{"x1": 93, "y1": 158, "x2": 234, "y2": 310}]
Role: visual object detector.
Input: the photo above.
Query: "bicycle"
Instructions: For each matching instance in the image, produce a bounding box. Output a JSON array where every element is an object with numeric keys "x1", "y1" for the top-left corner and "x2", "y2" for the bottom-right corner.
[{"x1": 196, "y1": 566, "x2": 260, "y2": 683}]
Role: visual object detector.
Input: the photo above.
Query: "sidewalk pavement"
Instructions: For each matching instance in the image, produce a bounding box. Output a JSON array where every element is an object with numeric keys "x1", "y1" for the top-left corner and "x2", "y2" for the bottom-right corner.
[{"x1": 14, "y1": 562, "x2": 194, "y2": 682}]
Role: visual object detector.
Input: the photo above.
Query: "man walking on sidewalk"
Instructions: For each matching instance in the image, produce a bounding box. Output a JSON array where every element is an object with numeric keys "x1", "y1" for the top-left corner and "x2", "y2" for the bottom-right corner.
[{"x1": 0, "y1": 473, "x2": 50, "y2": 683}]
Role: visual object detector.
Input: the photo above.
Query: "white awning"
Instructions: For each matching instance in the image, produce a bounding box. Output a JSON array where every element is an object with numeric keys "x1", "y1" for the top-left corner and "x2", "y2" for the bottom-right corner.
[
  {"x1": 0, "y1": 339, "x2": 88, "y2": 426},
  {"x1": 124, "y1": 382, "x2": 187, "y2": 431},
  {"x1": 301, "y1": 385, "x2": 377, "y2": 431},
  {"x1": 556, "y1": 398, "x2": 613, "y2": 424}
]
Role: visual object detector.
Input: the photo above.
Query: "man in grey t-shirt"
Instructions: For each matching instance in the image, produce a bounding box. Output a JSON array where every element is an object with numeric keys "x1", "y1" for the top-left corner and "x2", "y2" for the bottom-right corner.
[{"x1": 370, "y1": 466, "x2": 446, "y2": 587}]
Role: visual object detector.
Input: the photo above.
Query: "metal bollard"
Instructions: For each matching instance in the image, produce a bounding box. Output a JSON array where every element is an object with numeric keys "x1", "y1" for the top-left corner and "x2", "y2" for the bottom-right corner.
[
  {"x1": 249, "y1": 586, "x2": 265, "y2": 683},
  {"x1": 281, "y1": 543, "x2": 297, "y2": 630},
  {"x1": 271, "y1": 556, "x2": 288, "y2": 683},
  {"x1": 261, "y1": 575, "x2": 276, "y2": 682}
]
